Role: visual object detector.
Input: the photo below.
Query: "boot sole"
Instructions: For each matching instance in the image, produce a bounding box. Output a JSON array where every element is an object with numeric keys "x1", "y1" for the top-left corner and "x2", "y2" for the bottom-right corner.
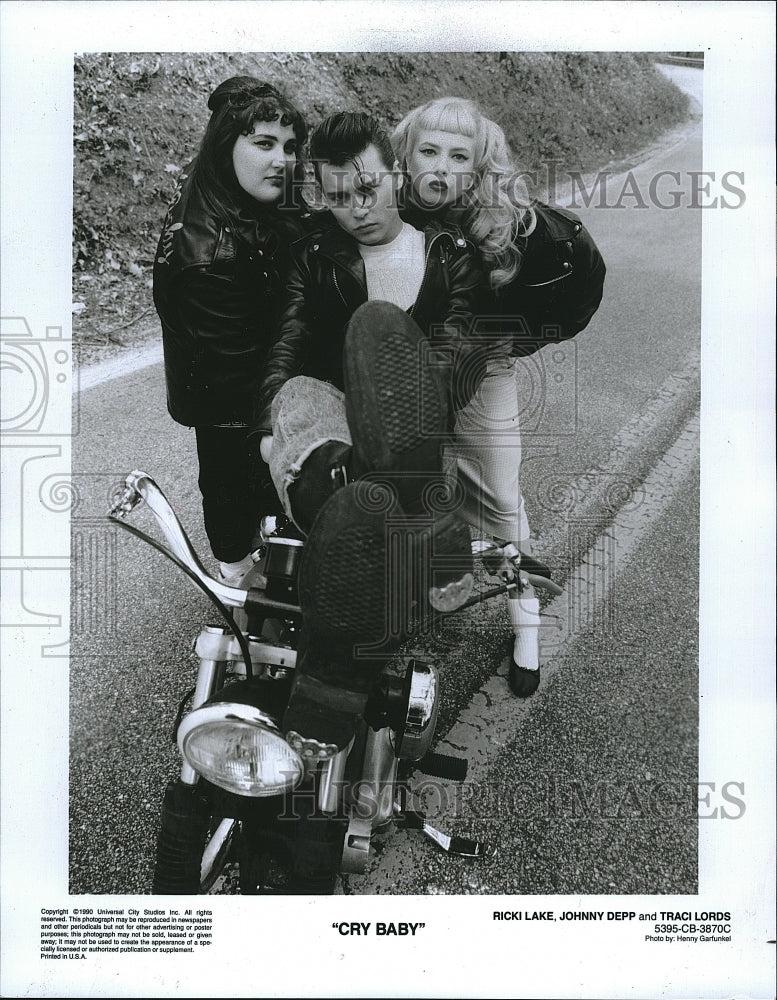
[
  {"x1": 343, "y1": 302, "x2": 449, "y2": 510},
  {"x1": 299, "y1": 480, "x2": 474, "y2": 652},
  {"x1": 298, "y1": 481, "x2": 396, "y2": 650}
]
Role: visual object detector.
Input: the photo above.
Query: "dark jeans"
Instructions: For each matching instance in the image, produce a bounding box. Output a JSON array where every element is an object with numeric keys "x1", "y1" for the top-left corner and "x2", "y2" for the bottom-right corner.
[{"x1": 194, "y1": 425, "x2": 282, "y2": 563}]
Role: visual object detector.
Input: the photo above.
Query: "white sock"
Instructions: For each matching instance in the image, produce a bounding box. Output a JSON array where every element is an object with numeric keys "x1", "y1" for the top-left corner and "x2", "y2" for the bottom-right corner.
[
  {"x1": 218, "y1": 553, "x2": 254, "y2": 580},
  {"x1": 507, "y1": 592, "x2": 540, "y2": 670}
]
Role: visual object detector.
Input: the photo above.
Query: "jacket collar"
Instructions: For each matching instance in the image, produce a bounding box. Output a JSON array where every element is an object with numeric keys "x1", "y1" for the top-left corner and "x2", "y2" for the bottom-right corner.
[
  {"x1": 305, "y1": 213, "x2": 467, "y2": 264},
  {"x1": 164, "y1": 160, "x2": 307, "y2": 270},
  {"x1": 305, "y1": 220, "x2": 367, "y2": 290}
]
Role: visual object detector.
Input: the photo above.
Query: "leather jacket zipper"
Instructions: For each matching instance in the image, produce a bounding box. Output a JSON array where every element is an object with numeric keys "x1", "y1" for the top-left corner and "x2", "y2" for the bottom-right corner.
[
  {"x1": 410, "y1": 232, "x2": 446, "y2": 319},
  {"x1": 522, "y1": 269, "x2": 573, "y2": 289},
  {"x1": 328, "y1": 231, "x2": 452, "y2": 314},
  {"x1": 332, "y1": 266, "x2": 348, "y2": 308}
]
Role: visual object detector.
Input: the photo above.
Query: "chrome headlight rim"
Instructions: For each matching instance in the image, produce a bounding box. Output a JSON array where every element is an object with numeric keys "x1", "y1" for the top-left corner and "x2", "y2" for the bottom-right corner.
[{"x1": 177, "y1": 701, "x2": 304, "y2": 797}]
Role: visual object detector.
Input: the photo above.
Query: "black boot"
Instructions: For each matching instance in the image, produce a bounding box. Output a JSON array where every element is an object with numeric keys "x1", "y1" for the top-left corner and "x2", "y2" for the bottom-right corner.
[
  {"x1": 282, "y1": 304, "x2": 473, "y2": 749},
  {"x1": 287, "y1": 300, "x2": 452, "y2": 534},
  {"x1": 343, "y1": 300, "x2": 449, "y2": 515},
  {"x1": 282, "y1": 480, "x2": 398, "y2": 749},
  {"x1": 285, "y1": 440, "x2": 352, "y2": 535}
]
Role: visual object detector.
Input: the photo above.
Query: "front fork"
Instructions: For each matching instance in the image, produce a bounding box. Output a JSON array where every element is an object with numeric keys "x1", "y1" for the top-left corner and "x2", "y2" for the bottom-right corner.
[
  {"x1": 180, "y1": 627, "x2": 228, "y2": 786},
  {"x1": 178, "y1": 631, "x2": 469, "y2": 875}
]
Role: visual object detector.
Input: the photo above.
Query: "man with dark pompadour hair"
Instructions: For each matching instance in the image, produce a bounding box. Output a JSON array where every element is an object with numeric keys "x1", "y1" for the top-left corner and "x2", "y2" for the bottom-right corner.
[{"x1": 247, "y1": 110, "x2": 491, "y2": 799}]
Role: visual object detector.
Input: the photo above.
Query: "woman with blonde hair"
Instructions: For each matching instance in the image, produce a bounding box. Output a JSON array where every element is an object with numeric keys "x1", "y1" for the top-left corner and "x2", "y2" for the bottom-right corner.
[{"x1": 393, "y1": 96, "x2": 606, "y2": 698}]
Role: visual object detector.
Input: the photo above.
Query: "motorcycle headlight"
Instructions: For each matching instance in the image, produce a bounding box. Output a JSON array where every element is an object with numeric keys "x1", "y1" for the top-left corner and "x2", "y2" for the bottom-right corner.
[{"x1": 177, "y1": 703, "x2": 304, "y2": 797}]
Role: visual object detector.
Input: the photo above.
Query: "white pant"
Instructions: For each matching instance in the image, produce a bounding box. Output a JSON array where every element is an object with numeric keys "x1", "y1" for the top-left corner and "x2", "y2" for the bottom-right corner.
[{"x1": 448, "y1": 355, "x2": 530, "y2": 544}]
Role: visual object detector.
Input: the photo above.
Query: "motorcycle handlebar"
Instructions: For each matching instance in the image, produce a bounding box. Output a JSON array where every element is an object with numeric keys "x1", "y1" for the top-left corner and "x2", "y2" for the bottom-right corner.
[
  {"x1": 108, "y1": 470, "x2": 250, "y2": 609},
  {"x1": 108, "y1": 471, "x2": 564, "y2": 614}
]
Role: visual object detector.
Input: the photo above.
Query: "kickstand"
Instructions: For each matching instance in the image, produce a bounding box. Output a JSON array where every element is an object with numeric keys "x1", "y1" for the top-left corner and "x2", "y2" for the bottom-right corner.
[{"x1": 395, "y1": 787, "x2": 484, "y2": 859}]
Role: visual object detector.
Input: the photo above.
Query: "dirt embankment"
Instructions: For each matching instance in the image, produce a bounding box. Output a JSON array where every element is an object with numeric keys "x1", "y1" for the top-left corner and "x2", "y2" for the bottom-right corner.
[{"x1": 73, "y1": 51, "x2": 690, "y2": 366}]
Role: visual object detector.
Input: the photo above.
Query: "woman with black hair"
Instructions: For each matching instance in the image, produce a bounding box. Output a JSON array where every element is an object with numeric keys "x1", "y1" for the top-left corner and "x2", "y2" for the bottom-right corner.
[{"x1": 153, "y1": 76, "x2": 311, "y2": 583}]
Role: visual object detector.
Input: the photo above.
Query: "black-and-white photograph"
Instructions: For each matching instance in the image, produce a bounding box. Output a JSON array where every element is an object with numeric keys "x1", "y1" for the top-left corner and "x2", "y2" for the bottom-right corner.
[
  {"x1": 1, "y1": 2, "x2": 774, "y2": 998},
  {"x1": 68, "y1": 48, "x2": 702, "y2": 899}
]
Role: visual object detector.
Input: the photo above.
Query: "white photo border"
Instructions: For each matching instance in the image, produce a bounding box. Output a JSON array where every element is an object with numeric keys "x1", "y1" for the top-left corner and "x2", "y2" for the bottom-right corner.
[{"x1": 1, "y1": 2, "x2": 774, "y2": 997}]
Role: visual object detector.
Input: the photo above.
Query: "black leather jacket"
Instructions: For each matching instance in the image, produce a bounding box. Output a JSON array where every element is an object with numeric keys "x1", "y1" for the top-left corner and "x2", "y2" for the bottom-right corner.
[
  {"x1": 251, "y1": 218, "x2": 484, "y2": 436},
  {"x1": 494, "y1": 202, "x2": 606, "y2": 356},
  {"x1": 403, "y1": 200, "x2": 606, "y2": 357},
  {"x1": 152, "y1": 163, "x2": 311, "y2": 427}
]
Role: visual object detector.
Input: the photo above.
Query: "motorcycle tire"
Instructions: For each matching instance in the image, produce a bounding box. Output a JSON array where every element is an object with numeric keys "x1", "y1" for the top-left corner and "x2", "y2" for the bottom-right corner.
[{"x1": 152, "y1": 779, "x2": 213, "y2": 894}]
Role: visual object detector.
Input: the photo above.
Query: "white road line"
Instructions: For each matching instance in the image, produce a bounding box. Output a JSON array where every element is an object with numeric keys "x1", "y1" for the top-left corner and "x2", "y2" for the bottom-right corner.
[
  {"x1": 438, "y1": 410, "x2": 699, "y2": 773},
  {"x1": 540, "y1": 346, "x2": 700, "y2": 565},
  {"x1": 76, "y1": 341, "x2": 163, "y2": 393},
  {"x1": 349, "y1": 408, "x2": 700, "y2": 892}
]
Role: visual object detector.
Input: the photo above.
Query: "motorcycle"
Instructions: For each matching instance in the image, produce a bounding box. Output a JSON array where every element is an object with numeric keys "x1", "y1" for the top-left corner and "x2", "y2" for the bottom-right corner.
[{"x1": 108, "y1": 469, "x2": 561, "y2": 894}]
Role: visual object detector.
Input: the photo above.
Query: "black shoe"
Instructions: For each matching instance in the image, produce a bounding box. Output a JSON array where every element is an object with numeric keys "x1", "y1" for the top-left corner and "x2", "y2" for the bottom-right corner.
[
  {"x1": 297, "y1": 480, "x2": 398, "y2": 650},
  {"x1": 287, "y1": 300, "x2": 450, "y2": 532},
  {"x1": 284, "y1": 476, "x2": 471, "y2": 748},
  {"x1": 286, "y1": 440, "x2": 352, "y2": 534},
  {"x1": 509, "y1": 657, "x2": 541, "y2": 698}
]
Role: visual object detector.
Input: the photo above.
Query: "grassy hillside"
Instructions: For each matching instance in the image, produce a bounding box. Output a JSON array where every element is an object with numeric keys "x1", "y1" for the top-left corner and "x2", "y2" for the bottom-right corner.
[{"x1": 73, "y1": 51, "x2": 689, "y2": 359}]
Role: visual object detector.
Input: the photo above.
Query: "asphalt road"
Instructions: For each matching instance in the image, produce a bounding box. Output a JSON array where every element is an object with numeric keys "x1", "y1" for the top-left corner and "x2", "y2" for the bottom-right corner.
[
  {"x1": 69, "y1": 68, "x2": 702, "y2": 895},
  {"x1": 348, "y1": 420, "x2": 700, "y2": 895}
]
